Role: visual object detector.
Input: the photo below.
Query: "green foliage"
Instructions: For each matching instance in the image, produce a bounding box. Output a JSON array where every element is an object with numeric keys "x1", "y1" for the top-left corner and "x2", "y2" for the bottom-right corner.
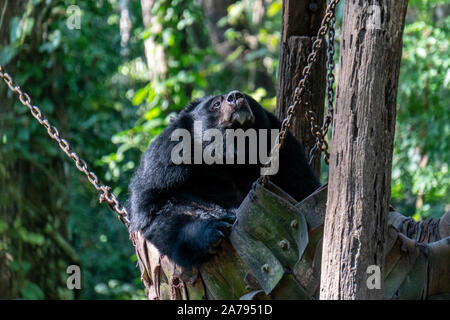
[
  {"x1": 1, "y1": 0, "x2": 144, "y2": 299},
  {"x1": 392, "y1": 4, "x2": 449, "y2": 219},
  {"x1": 105, "y1": 0, "x2": 282, "y2": 183},
  {"x1": 110, "y1": 0, "x2": 210, "y2": 153},
  {"x1": 0, "y1": 0, "x2": 448, "y2": 300}
]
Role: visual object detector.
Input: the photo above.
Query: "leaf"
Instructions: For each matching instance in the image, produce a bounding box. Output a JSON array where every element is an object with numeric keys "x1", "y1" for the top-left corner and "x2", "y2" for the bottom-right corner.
[
  {"x1": 162, "y1": 29, "x2": 175, "y2": 47},
  {"x1": 0, "y1": 45, "x2": 17, "y2": 66},
  {"x1": 21, "y1": 282, "x2": 45, "y2": 300},
  {"x1": 133, "y1": 85, "x2": 150, "y2": 106},
  {"x1": 267, "y1": 2, "x2": 282, "y2": 17},
  {"x1": 9, "y1": 17, "x2": 21, "y2": 44},
  {"x1": 0, "y1": 219, "x2": 7, "y2": 233},
  {"x1": 17, "y1": 128, "x2": 30, "y2": 142}
]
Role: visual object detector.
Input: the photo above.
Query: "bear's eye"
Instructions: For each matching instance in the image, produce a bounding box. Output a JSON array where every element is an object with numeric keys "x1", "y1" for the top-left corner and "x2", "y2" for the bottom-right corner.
[{"x1": 210, "y1": 101, "x2": 221, "y2": 111}]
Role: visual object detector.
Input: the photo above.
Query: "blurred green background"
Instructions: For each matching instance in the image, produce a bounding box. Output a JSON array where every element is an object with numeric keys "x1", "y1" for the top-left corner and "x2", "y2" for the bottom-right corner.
[{"x1": 0, "y1": 0, "x2": 448, "y2": 299}]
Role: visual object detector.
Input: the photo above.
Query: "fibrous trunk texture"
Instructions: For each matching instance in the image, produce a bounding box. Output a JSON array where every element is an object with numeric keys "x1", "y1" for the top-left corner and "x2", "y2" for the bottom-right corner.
[{"x1": 320, "y1": 0, "x2": 409, "y2": 300}]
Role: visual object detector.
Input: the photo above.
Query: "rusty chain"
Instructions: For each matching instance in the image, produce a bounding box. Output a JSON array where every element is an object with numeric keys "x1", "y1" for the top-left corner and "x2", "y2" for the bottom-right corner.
[
  {"x1": 309, "y1": 13, "x2": 337, "y2": 166},
  {"x1": 262, "y1": 0, "x2": 340, "y2": 183},
  {"x1": 0, "y1": 65, "x2": 131, "y2": 228}
]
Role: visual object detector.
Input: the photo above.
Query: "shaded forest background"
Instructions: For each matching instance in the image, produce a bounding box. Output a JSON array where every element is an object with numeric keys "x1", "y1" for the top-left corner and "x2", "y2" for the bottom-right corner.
[{"x1": 0, "y1": 0, "x2": 448, "y2": 299}]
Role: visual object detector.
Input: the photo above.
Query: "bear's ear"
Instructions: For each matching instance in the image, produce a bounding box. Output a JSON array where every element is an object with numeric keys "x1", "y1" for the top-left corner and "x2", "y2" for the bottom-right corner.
[
  {"x1": 168, "y1": 97, "x2": 207, "y2": 129},
  {"x1": 184, "y1": 97, "x2": 206, "y2": 113},
  {"x1": 171, "y1": 112, "x2": 193, "y2": 131}
]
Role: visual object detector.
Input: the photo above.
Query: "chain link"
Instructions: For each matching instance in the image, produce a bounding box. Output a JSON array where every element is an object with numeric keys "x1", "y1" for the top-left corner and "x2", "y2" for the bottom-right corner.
[
  {"x1": 0, "y1": 65, "x2": 130, "y2": 228},
  {"x1": 262, "y1": 0, "x2": 340, "y2": 183}
]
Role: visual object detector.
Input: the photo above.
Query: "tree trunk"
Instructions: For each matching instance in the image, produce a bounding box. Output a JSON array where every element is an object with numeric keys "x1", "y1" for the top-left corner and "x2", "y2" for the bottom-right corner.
[
  {"x1": 275, "y1": 0, "x2": 327, "y2": 177},
  {"x1": 0, "y1": 0, "x2": 25, "y2": 298},
  {"x1": 119, "y1": 0, "x2": 131, "y2": 57},
  {"x1": 320, "y1": 1, "x2": 408, "y2": 300},
  {"x1": 140, "y1": 0, "x2": 166, "y2": 80}
]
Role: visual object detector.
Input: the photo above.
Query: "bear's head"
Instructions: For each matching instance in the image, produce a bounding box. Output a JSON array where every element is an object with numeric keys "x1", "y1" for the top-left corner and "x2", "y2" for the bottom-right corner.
[
  {"x1": 177, "y1": 90, "x2": 272, "y2": 133},
  {"x1": 167, "y1": 91, "x2": 277, "y2": 171}
]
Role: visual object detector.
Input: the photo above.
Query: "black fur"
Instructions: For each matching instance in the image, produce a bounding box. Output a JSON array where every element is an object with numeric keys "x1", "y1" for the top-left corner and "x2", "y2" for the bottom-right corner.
[{"x1": 128, "y1": 94, "x2": 320, "y2": 268}]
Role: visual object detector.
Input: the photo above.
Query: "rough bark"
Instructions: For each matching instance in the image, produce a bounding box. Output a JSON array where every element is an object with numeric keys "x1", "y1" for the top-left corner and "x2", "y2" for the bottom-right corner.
[
  {"x1": 275, "y1": 0, "x2": 326, "y2": 177},
  {"x1": 320, "y1": 1, "x2": 409, "y2": 300}
]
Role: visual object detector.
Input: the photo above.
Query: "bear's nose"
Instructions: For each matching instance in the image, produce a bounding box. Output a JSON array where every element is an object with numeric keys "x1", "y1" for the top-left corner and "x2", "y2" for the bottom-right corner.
[{"x1": 226, "y1": 90, "x2": 244, "y2": 107}]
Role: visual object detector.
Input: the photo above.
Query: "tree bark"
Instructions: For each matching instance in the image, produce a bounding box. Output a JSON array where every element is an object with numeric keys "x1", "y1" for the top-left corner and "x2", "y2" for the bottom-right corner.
[
  {"x1": 275, "y1": 0, "x2": 327, "y2": 177},
  {"x1": 320, "y1": 1, "x2": 408, "y2": 300}
]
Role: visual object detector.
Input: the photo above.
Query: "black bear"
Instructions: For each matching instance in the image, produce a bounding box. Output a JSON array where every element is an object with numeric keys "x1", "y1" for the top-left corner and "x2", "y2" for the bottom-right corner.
[{"x1": 128, "y1": 90, "x2": 319, "y2": 268}]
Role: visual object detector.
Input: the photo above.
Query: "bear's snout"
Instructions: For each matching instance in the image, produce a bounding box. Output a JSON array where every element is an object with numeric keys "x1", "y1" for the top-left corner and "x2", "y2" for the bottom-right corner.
[
  {"x1": 226, "y1": 90, "x2": 245, "y2": 107},
  {"x1": 220, "y1": 90, "x2": 254, "y2": 127}
]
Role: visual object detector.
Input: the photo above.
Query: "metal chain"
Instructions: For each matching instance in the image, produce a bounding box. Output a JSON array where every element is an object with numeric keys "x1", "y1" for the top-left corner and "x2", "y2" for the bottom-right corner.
[
  {"x1": 0, "y1": 65, "x2": 131, "y2": 228},
  {"x1": 308, "y1": 13, "x2": 337, "y2": 166},
  {"x1": 262, "y1": 0, "x2": 340, "y2": 183}
]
